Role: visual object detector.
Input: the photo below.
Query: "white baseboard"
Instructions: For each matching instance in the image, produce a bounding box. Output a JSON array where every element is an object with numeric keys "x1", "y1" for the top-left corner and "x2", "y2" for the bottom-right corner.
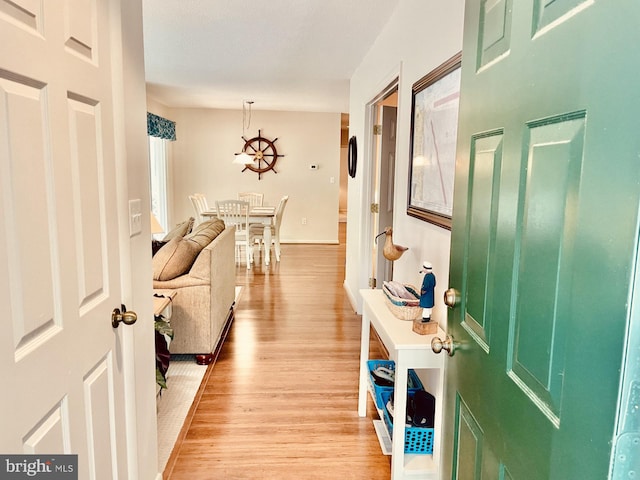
[
  {"x1": 280, "y1": 239, "x2": 340, "y2": 244},
  {"x1": 343, "y1": 280, "x2": 359, "y2": 314}
]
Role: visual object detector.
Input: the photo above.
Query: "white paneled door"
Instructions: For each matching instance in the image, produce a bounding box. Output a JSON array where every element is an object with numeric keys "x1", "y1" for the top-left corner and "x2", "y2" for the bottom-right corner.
[{"x1": 0, "y1": 1, "x2": 132, "y2": 478}]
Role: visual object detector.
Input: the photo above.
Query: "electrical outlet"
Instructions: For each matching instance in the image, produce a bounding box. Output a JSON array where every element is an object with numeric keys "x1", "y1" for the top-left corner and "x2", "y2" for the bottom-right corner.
[{"x1": 302, "y1": 217, "x2": 307, "y2": 225}]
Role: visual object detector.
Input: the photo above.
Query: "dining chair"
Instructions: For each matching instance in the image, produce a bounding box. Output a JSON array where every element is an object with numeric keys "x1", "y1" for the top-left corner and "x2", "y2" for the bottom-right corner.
[
  {"x1": 238, "y1": 192, "x2": 264, "y2": 207},
  {"x1": 194, "y1": 193, "x2": 210, "y2": 211},
  {"x1": 240, "y1": 192, "x2": 267, "y2": 234},
  {"x1": 250, "y1": 195, "x2": 288, "y2": 262},
  {"x1": 215, "y1": 199, "x2": 252, "y2": 269},
  {"x1": 189, "y1": 194, "x2": 207, "y2": 224}
]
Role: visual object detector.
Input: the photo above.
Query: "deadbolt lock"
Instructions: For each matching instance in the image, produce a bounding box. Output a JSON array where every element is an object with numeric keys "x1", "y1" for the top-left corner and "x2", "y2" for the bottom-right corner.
[{"x1": 444, "y1": 288, "x2": 461, "y2": 308}]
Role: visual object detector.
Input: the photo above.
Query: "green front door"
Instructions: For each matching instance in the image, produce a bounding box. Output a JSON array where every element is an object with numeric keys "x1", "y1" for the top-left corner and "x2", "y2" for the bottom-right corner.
[{"x1": 443, "y1": 1, "x2": 640, "y2": 478}]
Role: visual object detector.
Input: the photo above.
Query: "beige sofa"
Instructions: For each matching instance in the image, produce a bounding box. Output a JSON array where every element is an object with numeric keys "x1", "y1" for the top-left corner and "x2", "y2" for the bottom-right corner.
[{"x1": 152, "y1": 220, "x2": 236, "y2": 364}]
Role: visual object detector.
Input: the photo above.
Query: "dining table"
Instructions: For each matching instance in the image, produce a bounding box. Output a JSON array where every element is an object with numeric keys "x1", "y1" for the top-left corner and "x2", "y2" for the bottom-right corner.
[{"x1": 201, "y1": 205, "x2": 277, "y2": 265}]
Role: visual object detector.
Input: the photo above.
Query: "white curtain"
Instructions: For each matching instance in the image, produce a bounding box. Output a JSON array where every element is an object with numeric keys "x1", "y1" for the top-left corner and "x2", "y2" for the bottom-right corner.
[{"x1": 149, "y1": 136, "x2": 168, "y2": 237}]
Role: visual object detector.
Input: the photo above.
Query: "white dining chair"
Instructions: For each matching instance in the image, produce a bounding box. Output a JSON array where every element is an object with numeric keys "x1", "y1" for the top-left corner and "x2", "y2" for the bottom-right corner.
[
  {"x1": 250, "y1": 195, "x2": 288, "y2": 262},
  {"x1": 216, "y1": 199, "x2": 252, "y2": 269},
  {"x1": 189, "y1": 194, "x2": 207, "y2": 224},
  {"x1": 194, "y1": 193, "x2": 210, "y2": 211},
  {"x1": 238, "y1": 192, "x2": 264, "y2": 207}
]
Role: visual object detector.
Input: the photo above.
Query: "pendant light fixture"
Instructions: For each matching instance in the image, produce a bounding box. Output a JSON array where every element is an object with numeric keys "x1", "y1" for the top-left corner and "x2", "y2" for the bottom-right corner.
[{"x1": 233, "y1": 100, "x2": 255, "y2": 164}]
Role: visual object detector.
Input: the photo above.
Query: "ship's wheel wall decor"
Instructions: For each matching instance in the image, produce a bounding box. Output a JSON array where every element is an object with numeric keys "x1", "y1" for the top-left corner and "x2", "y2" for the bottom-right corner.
[{"x1": 240, "y1": 129, "x2": 284, "y2": 179}]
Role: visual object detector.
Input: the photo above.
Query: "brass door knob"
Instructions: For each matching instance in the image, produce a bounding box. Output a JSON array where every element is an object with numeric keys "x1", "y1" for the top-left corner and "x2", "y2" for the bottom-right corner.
[
  {"x1": 431, "y1": 335, "x2": 456, "y2": 356},
  {"x1": 112, "y1": 304, "x2": 138, "y2": 328},
  {"x1": 444, "y1": 288, "x2": 460, "y2": 308}
]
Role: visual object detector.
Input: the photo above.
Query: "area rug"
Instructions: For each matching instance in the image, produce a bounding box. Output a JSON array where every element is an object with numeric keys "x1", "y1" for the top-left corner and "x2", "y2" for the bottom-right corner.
[
  {"x1": 156, "y1": 285, "x2": 243, "y2": 471},
  {"x1": 156, "y1": 355, "x2": 207, "y2": 471}
]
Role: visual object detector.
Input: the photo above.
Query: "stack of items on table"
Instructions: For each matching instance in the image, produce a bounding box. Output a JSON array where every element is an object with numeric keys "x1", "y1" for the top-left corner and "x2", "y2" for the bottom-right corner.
[
  {"x1": 368, "y1": 360, "x2": 436, "y2": 454},
  {"x1": 383, "y1": 281, "x2": 420, "y2": 301},
  {"x1": 381, "y1": 281, "x2": 423, "y2": 321}
]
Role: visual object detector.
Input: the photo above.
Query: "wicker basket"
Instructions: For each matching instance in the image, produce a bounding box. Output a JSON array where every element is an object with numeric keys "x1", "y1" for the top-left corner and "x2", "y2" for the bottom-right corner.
[{"x1": 382, "y1": 283, "x2": 423, "y2": 321}]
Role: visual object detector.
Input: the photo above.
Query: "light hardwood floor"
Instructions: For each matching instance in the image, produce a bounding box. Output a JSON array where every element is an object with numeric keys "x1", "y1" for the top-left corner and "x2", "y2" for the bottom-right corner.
[{"x1": 163, "y1": 223, "x2": 391, "y2": 479}]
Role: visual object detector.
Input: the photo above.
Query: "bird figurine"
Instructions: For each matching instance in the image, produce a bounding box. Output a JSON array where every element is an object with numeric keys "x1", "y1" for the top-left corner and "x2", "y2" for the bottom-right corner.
[{"x1": 375, "y1": 226, "x2": 409, "y2": 261}]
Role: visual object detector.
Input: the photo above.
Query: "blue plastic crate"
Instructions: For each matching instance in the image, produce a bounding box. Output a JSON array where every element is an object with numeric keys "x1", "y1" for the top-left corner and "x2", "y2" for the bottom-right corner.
[
  {"x1": 380, "y1": 389, "x2": 434, "y2": 454},
  {"x1": 367, "y1": 360, "x2": 423, "y2": 410}
]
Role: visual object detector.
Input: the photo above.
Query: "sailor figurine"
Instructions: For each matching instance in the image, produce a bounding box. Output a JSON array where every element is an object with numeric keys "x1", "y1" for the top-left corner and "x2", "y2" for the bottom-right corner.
[{"x1": 419, "y1": 261, "x2": 436, "y2": 322}]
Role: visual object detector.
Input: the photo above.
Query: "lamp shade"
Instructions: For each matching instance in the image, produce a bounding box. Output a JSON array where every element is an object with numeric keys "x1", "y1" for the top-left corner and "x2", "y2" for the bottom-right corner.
[
  {"x1": 233, "y1": 152, "x2": 254, "y2": 165},
  {"x1": 150, "y1": 213, "x2": 164, "y2": 234}
]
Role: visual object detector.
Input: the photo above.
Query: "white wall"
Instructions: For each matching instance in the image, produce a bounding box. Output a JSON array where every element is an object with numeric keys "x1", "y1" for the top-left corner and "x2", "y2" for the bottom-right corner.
[
  {"x1": 345, "y1": 0, "x2": 465, "y2": 328},
  {"x1": 147, "y1": 97, "x2": 171, "y2": 118},
  {"x1": 163, "y1": 108, "x2": 342, "y2": 243}
]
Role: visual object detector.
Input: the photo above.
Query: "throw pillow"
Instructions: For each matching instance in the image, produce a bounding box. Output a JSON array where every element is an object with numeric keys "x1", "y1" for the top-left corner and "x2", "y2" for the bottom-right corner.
[
  {"x1": 185, "y1": 219, "x2": 225, "y2": 248},
  {"x1": 151, "y1": 240, "x2": 167, "y2": 256},
  {"x1": 162, "y1": 217, "x2": 195, "y2": 242},
  {"x1": 152, "y1": 236, "x2": 203, "y2": 281}
]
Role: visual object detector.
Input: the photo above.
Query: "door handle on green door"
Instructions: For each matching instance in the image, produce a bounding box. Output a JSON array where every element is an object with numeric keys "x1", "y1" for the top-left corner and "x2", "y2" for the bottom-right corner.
[
  {"x1": 431, "y1": 335, "x2": 456, "y2": 356},
  {"x1": 444, "y1": 288, "x2": 460, "y2": 308}
]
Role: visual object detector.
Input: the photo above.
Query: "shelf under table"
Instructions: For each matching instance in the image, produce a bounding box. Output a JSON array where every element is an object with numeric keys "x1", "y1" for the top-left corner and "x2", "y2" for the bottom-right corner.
[{"x1": 358, "y1": 289, "x2": 444, "y2": 480}]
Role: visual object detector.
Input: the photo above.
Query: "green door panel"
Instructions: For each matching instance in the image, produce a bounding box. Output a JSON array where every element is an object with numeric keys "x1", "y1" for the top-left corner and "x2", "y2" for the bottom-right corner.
[
  {"x1": 444, "y1": 1, "x2": 640, "y2": 479},
  {"x1": 509, "y1": 113, "x2": 586, "y2": 425},
  {"x1": 453, "y1": 394, "x2": 483, "y2": 480},
  {"x1": 463, "y1": 132, "x2": 503, "y2": 349}
]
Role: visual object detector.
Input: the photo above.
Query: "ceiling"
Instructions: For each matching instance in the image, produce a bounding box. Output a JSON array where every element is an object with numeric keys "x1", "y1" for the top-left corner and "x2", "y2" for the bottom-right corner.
[{"x1": 142, "y1": 0, "x2": 399, "y2": 113}]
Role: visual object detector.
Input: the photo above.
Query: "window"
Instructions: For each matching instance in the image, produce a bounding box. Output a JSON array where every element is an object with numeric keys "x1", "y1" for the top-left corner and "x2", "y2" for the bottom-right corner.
[
  {"x1": 149, "y1": 135, "x2": 168, "y2": 235},
  {"x1": 146, "y1": 112, "x2": 175, "y2": 237}
]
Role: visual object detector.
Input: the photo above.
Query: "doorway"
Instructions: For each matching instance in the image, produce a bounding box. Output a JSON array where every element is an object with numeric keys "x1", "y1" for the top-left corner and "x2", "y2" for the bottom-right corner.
[
  {"x1": 339, "y1": 113, "x2": 349, "y2": 223},
  {"x1": 368, "y1": 81, "x2": 398, "y2": 289}
]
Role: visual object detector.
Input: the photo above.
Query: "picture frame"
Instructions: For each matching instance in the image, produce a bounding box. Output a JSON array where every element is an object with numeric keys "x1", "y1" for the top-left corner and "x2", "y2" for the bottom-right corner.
[{"x1": 407, "y1": 52, "x2": 462, "y2": 230}]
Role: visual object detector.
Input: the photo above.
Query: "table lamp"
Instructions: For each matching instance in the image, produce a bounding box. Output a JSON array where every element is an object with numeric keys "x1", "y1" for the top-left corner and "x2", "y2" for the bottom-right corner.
[{"x1": 150, "y1": 213, "x2": 164, "y2": 235}]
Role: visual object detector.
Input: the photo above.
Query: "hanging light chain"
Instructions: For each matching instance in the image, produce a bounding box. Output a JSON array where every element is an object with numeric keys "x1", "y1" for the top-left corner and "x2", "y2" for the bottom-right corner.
[{"x1": 242, "y1": 100, "x2": 253, "y2": 138}]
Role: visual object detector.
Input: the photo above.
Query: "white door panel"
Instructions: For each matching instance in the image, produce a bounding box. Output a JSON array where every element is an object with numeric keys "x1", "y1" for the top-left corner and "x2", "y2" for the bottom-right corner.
[{"x1": 0, "y1": 1, "x2": 130, "y2": 478}]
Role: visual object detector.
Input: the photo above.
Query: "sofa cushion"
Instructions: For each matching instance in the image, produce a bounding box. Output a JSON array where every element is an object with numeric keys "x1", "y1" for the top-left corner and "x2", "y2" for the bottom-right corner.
[
  {"x1": 185, "y1": 219, "x2": 226, "y2": 248},
  {"x1": 162, "y1": 217, "x2": 195, "y2": 242},
  {"x1": 152, "y1": 236, "x2": 202, "y2": 281},
  {"x1": 152, "y1": 219, "x2": 226, "y2": 281}
]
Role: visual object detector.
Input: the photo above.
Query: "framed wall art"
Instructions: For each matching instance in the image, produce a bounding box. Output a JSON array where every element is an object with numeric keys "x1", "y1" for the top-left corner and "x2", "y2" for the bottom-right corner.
[{"x1": 407, "y1": 52, "x2": 462, "y2": 229}]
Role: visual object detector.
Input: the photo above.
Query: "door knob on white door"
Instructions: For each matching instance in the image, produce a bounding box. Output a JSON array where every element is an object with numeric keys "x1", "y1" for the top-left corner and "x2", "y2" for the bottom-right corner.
[
  {"x1": 431, "y1": 335, "x2": 456, "y2": 356},
  {"x1": 111, "y1": 304, "x2": 138, "y2": 328}
]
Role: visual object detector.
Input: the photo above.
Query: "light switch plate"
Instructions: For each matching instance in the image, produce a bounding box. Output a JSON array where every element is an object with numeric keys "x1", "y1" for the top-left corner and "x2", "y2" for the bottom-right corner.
[{"x1": 129, "y1": 199, "x2": 142, "y2": 237}]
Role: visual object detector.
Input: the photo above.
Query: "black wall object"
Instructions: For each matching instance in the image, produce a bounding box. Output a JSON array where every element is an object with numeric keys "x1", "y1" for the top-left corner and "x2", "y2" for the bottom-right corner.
[{"x1": 348, "y1": 135, "x2": 357, "y2": 178}]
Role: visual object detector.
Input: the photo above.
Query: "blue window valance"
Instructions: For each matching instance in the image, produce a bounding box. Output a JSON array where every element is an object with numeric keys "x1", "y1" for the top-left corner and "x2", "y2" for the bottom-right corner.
[{"x1": 147, "y1": 112, "x2": 176, "y2": 141}]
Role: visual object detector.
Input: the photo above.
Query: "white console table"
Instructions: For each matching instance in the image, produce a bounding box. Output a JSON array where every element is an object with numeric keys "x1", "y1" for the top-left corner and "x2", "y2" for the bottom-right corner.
[{"x1": 358, "y1": 289, "x2": 445, "y2": 480}]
